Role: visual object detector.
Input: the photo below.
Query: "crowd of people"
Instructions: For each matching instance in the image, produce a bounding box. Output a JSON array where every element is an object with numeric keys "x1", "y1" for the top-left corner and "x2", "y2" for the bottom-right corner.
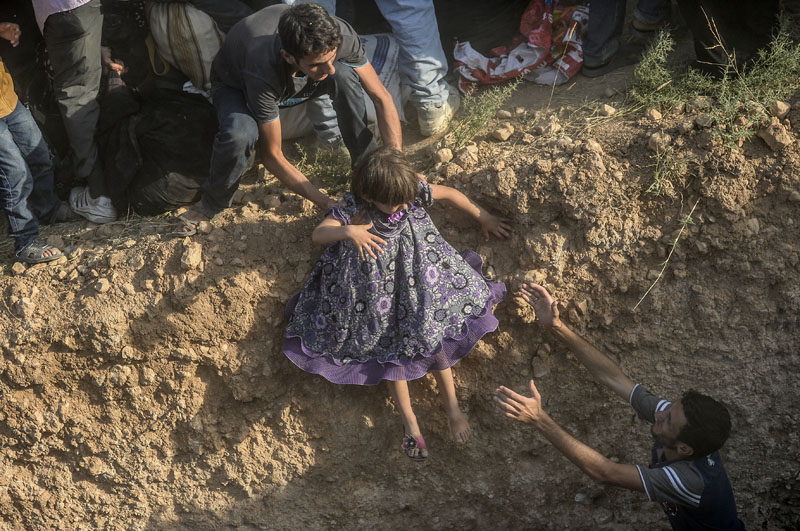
[{"x1": 3, "y1": 0, "x2": 786, "y2": 528}]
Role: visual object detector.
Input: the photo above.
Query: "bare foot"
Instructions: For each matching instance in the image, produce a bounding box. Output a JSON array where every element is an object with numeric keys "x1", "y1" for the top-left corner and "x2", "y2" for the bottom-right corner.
[{"x1": 448, "y1": 410, "x2": 471, "y2": 444}]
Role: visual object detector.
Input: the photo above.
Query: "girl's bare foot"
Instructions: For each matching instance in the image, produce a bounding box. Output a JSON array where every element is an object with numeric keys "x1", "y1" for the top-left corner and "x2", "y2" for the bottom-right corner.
[{"x1": 448, "y1": 410, "x2": 471, "y2": 444}]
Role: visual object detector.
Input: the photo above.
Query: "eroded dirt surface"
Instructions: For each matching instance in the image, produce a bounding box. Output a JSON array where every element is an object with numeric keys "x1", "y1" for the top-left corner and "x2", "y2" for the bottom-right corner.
[{"x1": 1, "y1": 77, "x2": 799, "y2": 530}]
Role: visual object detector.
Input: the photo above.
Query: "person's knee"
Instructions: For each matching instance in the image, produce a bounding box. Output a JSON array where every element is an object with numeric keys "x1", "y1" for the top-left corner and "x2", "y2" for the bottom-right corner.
[{"x1": 219, "y1": 114, "x2": 259, "y2": 149}]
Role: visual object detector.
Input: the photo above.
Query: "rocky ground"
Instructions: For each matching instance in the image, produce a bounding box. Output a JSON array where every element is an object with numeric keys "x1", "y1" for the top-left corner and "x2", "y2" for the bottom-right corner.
[{"x1": 1, "y1": 73, "x2": 799, "y2": 530}]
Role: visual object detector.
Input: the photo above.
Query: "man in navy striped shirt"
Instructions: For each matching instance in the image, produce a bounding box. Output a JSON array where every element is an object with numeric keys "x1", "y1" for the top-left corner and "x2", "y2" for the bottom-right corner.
[{"x1": 494, "y1": 283, "x2": 745, "y2": 530}]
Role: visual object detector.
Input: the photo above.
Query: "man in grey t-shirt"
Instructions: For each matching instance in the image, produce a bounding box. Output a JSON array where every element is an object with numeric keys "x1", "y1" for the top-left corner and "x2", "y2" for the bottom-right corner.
[
  {"x1": 177, "y1": 3, "x2": 402, "y2": 233},
  {"x1": 493, "y1": 284, "x2": 745, "y2": 530}
]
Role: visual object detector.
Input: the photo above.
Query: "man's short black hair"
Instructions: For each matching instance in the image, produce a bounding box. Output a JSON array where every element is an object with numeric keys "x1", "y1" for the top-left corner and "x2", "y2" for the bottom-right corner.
[
  {"x1": 278, "y1": 3, "x2": 342, "y2": 60},
  {"x1": 678, "y1": 390, "x2": 732, "y2": 458}
]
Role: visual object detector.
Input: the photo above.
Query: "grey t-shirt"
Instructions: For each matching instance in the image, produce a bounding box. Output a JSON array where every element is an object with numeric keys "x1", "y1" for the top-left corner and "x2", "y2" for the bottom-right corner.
[
  {"x1": 630, "y1": 384, "x2": 705, "y2": 508},
  {"x1": 210, "y1": 4, "x2": 368, "y2": 123}
]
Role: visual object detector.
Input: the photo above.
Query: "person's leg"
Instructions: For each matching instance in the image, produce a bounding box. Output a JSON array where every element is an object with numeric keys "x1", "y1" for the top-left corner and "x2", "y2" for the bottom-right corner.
[
  {"x1": 634, "y1": 0, "x2": 670, "y2": 26},
  {"x1": 0, "y1": 114, "x2": 39, "y2": 254},
  {"x1": 4, "y1": 101, "x2": 61, "y2": 224},
  {"x1": 328, "y1": 63, "x2": 378, "y2": 165},
  {"x1": 387, "y1": 379, "x2": 428, "y2": 459},
  {"x1": 42, "y1": 0, "x2": 104, "y2": 196},
  {"x1": 199, "y1": 85, "x2": 260, "y2": 217},
  {"x1": 584, "y1": 0, "x2": 627, "y2": 67},
  {"x1": 374, "y1": 0, "x2": 448, "y2": 108},
  {"x1": 432, "y1": 368, "x2": 471, "y2": 444}
]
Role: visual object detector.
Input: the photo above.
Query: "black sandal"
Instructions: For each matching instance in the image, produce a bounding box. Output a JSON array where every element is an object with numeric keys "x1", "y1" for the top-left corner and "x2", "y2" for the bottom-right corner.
[{"x1": 16, "y1": 238, "x2": 63, "y2": 264}]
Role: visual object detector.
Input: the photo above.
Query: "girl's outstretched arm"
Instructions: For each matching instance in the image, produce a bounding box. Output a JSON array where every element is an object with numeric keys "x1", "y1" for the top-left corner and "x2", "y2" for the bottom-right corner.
[
  {"x1": 430, "y1": 184, "x2": 511, "y2": 240},
  {"x1": 312, "y1": 215, "x2": 387, "y2": 260}
]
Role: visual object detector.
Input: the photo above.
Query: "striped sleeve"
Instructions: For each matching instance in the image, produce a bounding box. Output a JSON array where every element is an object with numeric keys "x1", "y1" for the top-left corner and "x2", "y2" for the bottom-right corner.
[
  {"x1": 629, "y1": 384, "x2": 671, "y2": 424},
  {"x1": 636, "y1": 461, "x2": 705, "y2": 508}
]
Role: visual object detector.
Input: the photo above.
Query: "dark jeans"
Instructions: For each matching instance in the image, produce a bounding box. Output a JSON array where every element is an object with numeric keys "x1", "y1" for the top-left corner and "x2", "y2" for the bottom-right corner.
[
  {"x1": 585, "y1": 0, "x2": 670, "y2": 65},
  {"x1": 0, "y1": 102, "x2": 60, "y2": 253},
  {"x1": 202, "y1": 62, "x2": 378, "y2": 216},
  {"x1": 43, "y1": 0, "x2": 105, "y2": 197},
  {"x1": 675, "y1": 0, "x2": 780, "y2": 75}
]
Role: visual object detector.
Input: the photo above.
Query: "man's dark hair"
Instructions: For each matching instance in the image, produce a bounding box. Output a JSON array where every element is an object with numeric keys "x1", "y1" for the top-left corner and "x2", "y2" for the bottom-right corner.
[
  {"x1": 278, "y1": 3, "x2": 342, "y2": 60},
  {"x1": 678, "y1": 390, "x2": 732, "y2": 458},
  {"x1": 351, "y1": 147, "x2": 418, "y2": 206}
]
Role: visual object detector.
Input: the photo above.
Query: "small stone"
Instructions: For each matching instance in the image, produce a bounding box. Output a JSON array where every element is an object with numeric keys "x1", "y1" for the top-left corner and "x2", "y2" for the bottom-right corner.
[
  {"x1": 583, "y1": 139, "x2": 603, "y2": 154},
  {"x1": 585, "y1": 153, "x2": 606, "y2": 178},
  {"x1": 745, "y1": 218, "x2": 760, "y2": 235},
  {"x1": 695, "y1": 114, "x2": 713, "y2": 128},
  {"x1": 496, "y1": 109, "x2": 513, "y2": 119},
  {"x1": 770, "y1": 100, "x2": 791, "y2": 119},
  {"x1": 67, "y1": 269, "x2": 79, "y2": 282},
  {"x1": 575, "y1": 300, "x2": 588, "y2": 316},
  {"x1": 758, "y1": 118, "x2": 794, "y2": 151},
  {"x1": 789, "y1": 191, "x2": 800, "y2": 202},
  {"x1": 491, "y1": 124, "x2": 514, "y2": 141},
  {"x1": 599, "y1": 104, "x2": 616, "y2": 117},
  {"x1": 603, "y1": 87, "x2": 616, "y2": 98},
  {"x1": 56, "y1": 269, "x2": 67, "y2": 280},
  {"x1": 214, "y1": 257, "x2": 223, "y2": 266},
  {"x1": 181, "y1": 242, "x2": 203, "y2": 270},
  {"x1": 122, "y1": 283, "x2": 136, "y2": 296},
  {"x1": 442, "y1": 163, "x2": 463, "y2": 179},
  {"x1": 533, "y1": 118, "x2": 561, "y2": 135},
  {"x1": 197, "y1": 221, "x2": 213, "y2": 235},
  {"x1": 94, "y1": 278, "x2": 111, "y2": 293},
  {"x1": 231, "y1": 257, "x2": 244, "y2": 267},
  {"x1": 574, "y1": 493, "x2": 591, "y2": 505},
  {"x1": 454, "y1": 146, "x2": 479, "y2": 168},
  {"x1": 646, "y1": 108, "x2": 662, "y2": 121},
  {"x1": 514, "y1": 106, "x2": 525, "y2": 116},
  {"x1": 647, "y1": 132, "x2": 671, "y2": 152},
  {"x1": 568, "y1": 308, "x2": 580, "y2": 323},
  {"x1": 263, "y1": 195, "x2": 281, "y2": 209},
  {"x1": 433, "y1": 148, "x2": 453, "y2": 163},
  {"x1": 695, "y1": 241, "x2": 708, "y2": 253},
  {"x1": 677, "y1": 120, "x2": 694, "y2": 134},
  {"x1": 45, "y1": 235, "x2": 65, "y2": 249},
  {"x1": 11, "y1": 262, "x2": 26, "y2": 276},
  {"x1": 121, "y1": 239, "x2": 137, "y2": 249},
  {"x1": 128, "y1": 255, "x2": 145, "y2": 271}
]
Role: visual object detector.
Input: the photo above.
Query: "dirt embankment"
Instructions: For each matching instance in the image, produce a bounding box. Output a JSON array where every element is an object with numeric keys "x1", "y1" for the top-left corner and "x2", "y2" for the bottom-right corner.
[{"x1": 1, "y1": 86, "x2": 799, "y2": 529}]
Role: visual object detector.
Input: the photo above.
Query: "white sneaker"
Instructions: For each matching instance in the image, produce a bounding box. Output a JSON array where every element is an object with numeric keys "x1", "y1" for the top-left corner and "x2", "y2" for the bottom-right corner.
[
  {"x1": 418, "y1": 89, "x2": 461, "y2": 137},
  {"x1": 69, "y1": 186, "x2": 117, "y2": 224}
]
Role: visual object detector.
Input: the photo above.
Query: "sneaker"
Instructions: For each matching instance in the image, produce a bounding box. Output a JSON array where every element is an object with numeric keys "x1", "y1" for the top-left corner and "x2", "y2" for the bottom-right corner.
[
  {"x1": 69, "y1": 186, "x2": 117, "y2": 224},
  {"x1": 418, "y1": 89, "x2": 461, "y2": 137}
]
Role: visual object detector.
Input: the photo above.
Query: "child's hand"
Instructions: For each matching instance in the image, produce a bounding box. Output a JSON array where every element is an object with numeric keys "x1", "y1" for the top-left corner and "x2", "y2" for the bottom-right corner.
[
  {"x1": 101, "y1": 46, "x2": 126, "y2": 75},
  {"x1": 347, "y1": 222, "x2": 386, "y2": 259},
  {"x1": 478, "y1": 211, "x2": 511, "y2": 241},
  {"x1": 518, "y1": 283, "x2": 562, "y2": 329},
  {"x1": 0, "y1": 23, "x2": 21, "y2": 47}
]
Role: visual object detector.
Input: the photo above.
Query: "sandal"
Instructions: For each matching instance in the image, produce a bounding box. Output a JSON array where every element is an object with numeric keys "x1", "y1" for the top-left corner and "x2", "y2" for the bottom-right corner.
[
  {"x1": 402, "y1": 430, "x2": 428, "y2": 462},
  {"x1": 16, "y1": 238, "x2": 63, "y2": 264}
]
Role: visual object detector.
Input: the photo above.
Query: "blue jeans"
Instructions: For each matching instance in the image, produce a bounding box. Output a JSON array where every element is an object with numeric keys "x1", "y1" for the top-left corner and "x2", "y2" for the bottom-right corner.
[
  {"x1": 202, "y1": 63, "x2": 378, "y2": 216},
  {"x1": 0, "y1": 102, "x2": 60, "y2": 252},
  {"x1": 585, "y1": 0, "x2": 670, "y2": 65}
]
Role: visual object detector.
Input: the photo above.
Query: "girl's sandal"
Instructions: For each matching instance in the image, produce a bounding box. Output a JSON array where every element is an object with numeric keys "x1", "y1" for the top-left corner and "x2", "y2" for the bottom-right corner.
[
  {"x1": 402, "y1": 431, "x2": 428, "y2": 462},
  {"x1": 15, "y1": 239, "x2": 63, "y2": 264}
]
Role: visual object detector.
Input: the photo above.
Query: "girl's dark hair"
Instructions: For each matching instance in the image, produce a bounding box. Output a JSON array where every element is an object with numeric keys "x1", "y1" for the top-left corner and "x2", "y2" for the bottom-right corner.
[
  {"x1": 351, "y1": 147, "x2": 418, "y2": 206},
  {"x1": 678, "y1": 390, "x2": 732, "y2": 458},
  {"x1": 278, "y1": 3, "x2": 342, "y2": 60}
]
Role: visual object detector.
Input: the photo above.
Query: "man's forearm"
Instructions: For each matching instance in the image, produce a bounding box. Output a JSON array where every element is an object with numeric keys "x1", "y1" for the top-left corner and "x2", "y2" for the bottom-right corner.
[
  {"x1": 550, "y1": 323, "x2": 635, "y2": 399},
  {"x1": 534, "y1": 413, "x2": 643, "y2": 491},
  {"x1": 373, "y1": 95, "x2": 402, "y2": 150}
]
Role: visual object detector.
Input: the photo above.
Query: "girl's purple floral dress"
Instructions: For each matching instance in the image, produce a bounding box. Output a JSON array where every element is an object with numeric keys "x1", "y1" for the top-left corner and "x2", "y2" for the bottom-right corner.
[{"x1": 283, "y1": 182, "x2": 505, "y2": 385}]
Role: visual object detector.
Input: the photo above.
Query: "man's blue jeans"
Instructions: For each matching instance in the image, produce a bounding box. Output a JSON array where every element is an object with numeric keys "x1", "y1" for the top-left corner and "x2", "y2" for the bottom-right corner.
[
  {"x1": 0, "y1": 102, "x2": 60, "y2": 253},
  {"x1": 585, "y1": 0, "x2": 670, "y2": 66},
  {"x1": 201, "y1": 63, "x2": 378, "y2": 217}
]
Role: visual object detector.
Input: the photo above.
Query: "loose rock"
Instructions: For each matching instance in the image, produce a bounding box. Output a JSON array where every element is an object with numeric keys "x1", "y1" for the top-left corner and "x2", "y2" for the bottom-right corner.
[
  {"x1": 491, "y1": 124, "x2": 514, "y2": 141},
  {"x1": 433, "y1": 148, "x2": 453, "y2": 164},
  {"x1": 646, "y1": 108, "x2": 662, "y2": 121},
  {"x1": 758, "y1": 118, "x2": 794, "y2": 151},
  {"x1": 181, "y1": 242, "x2": 203, "y2": 270},
  {"x1": 496, "y1": 109, "x2": 512, "y2": 119},
  {"x1": 94, "y1": 278, "x2": 111, "y2": 293},
  {"x1": 599, "y1": 104, "x2": 616, "y2": 117},
  {"x1": 11, "y1": 262, "x2": 26, "y2": 276},
  {"x1": 647, "y1": 132, "x2": 671, "y2": 152},
  {"x1": 695, "y1": 114, "x2": 713, "y2": 128},
  {"x1": 770, "y1": 100, "x2": 791, "y2": 120}
]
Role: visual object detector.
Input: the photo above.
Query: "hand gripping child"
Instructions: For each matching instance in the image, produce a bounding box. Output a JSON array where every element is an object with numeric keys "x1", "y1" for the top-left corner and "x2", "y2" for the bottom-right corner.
[{"x1": 283, "y1": 147, "x2": 510, "y2": 461}]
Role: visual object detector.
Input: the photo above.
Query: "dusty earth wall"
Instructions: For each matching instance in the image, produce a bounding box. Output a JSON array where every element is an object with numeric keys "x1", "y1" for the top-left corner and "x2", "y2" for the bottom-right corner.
[{"x1": 1, "y1": 92, "x2": 800, "y2": 530}]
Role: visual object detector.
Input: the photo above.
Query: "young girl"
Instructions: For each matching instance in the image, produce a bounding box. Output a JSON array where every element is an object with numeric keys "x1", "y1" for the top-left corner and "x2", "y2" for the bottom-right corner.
[{"x1": 283, "y1": 147, "x2": 509, "y2": 461}]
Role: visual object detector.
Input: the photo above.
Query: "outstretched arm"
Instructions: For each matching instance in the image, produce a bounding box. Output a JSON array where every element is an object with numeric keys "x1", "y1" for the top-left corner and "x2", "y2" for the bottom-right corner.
[
  {"x1": 494, "y1": 380, "x2": 643, "y2": 491},
  {"x1": 430, "y1": 184, "x2": 510, "y2": 240},
  {"x1": 519, "y1": 283, "x2": 635, "y2": 400}
]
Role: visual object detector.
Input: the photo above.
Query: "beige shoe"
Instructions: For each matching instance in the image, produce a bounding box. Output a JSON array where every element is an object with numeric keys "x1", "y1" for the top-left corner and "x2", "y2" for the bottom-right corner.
[{"x1": 417, "y1": 89, "x2": 461, "y2": 137}]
